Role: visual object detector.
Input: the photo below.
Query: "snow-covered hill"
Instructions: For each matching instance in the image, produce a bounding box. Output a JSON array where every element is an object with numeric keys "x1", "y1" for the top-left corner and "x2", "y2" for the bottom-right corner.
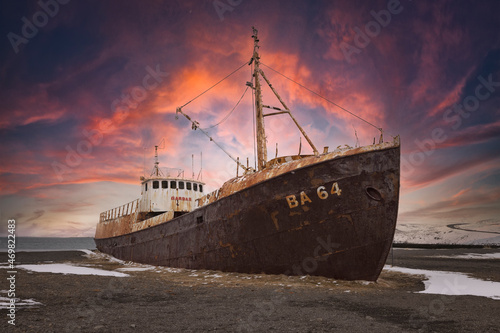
[{"x1": 394, "y1": 220, "x2": 500, "y2": 245}]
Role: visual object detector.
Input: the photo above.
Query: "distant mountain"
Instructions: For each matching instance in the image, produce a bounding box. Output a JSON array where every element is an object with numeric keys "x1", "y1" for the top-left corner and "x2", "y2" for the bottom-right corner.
[{"x1": 394, "y1": 220, "x2": 500, "y2": 245}]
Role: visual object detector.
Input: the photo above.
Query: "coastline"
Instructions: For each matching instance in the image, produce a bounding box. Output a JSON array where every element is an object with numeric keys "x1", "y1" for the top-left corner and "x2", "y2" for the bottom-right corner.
[{"x1": 0, "y1": 237, "x2": 96, "y2": 253}]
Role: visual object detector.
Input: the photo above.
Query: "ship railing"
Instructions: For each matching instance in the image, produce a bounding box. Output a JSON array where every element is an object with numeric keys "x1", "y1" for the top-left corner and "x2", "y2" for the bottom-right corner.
[{"x1": 99, "y1": 198, "x2": 140, "y2": 223}]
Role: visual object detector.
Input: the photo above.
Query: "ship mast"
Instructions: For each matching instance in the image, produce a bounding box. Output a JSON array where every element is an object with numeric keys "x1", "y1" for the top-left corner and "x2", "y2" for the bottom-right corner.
[
  {"x1": 176, "y1": 27, "x2": 321, "y2": 174},
  {"x1": 251, "y1": 27, "x2": 319, "y2": 170},
  {"x1": 252, "y1": 27, "x2": 267, "y2": 171}
]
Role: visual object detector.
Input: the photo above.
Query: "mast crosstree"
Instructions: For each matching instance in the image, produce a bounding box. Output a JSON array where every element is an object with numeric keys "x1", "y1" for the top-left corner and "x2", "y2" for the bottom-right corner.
[
  {"x1": 251, "y1": 26, "x2": 318, "y2": 171},
  {"x1": 176, "y1": 27, "x2": 321, "y2": 174}
]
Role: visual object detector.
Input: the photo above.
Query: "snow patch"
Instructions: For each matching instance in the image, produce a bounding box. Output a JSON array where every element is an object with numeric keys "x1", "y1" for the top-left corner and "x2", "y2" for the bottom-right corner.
[
  {"x1": 0, "y1": 290, "x2": 42, "y2": 309},
  {"x1": 204, "y1": 274, "x2": 223, "y2": 279},
  {"x1": 431, "y1": 253, "x2": 500, "y2": 260},
  {"x1": 0, "y1": 296, "x2": 42, "y2": 309},
  {"x1": 81, "y1": 250, "x2": 127, "y2": 264},
  {"x1": 156, "y1": 266, "x2": 183, "y2": 273},
  {"x1": 18, "y1": 264, "x2": 129, "y2": 277},
  {"x1": 385, "y1": 266, "x2": 500, "y2": 300},
  {"x1": 116, "y1": 267, "x2": 155, "y2": 272}
]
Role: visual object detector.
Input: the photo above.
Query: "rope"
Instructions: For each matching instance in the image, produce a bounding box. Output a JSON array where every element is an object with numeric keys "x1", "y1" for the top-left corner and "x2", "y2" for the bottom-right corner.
[
  {"x1": 261, "y1": 63, "x2": 382, "y2": 133},
  {"x1": 180, "y1": 62, "x2": 248, "y2": 109},
  {"x1": 202, "y1": 86, "x2": 249, "y2": 130}
]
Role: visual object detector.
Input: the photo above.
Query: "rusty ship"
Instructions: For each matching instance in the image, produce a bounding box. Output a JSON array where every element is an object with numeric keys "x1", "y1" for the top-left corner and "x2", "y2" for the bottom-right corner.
[{"x1": 95, "y1": 28, "x2": 400, "y2": 281}]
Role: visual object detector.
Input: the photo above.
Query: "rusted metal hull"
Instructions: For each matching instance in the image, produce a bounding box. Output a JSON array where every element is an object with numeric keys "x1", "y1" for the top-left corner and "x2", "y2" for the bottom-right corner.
[{"x1": 95, "y1": 146, "x2": 399, "y2": 281}]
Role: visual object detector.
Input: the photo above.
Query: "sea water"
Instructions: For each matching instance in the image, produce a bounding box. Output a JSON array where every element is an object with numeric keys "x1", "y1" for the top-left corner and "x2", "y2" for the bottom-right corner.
[{"x1": 0, "y1": 237, "x2": 96, "y2": 252}]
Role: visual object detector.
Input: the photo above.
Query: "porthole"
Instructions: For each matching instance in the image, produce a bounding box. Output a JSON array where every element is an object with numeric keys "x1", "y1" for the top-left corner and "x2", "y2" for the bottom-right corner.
[{"x1": 366, "y1": 186, "x2": 382, "y2": 201}]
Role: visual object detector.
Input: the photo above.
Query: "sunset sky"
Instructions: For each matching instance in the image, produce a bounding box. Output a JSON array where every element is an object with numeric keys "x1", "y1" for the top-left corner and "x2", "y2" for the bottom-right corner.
[{"x1": 1, "y1": 0, "x2": 499, "y2": 237}]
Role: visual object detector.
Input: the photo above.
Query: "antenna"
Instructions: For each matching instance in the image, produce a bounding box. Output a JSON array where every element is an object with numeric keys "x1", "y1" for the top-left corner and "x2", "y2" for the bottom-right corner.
[
  {"x1": 149, "y1": 138, "x2": 165, "y2": 177},
  {"x1": 153, "y1": 145, "x2": 159, "y2": 176},
  {"x1": 192, "y1": 154, "x2": 194, "y2": 179}
]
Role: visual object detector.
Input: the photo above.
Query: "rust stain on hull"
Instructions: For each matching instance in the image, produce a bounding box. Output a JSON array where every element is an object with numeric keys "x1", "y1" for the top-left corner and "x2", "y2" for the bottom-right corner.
[{"x1": 270, "y1": 211, "x2": 280, "y2": 231}]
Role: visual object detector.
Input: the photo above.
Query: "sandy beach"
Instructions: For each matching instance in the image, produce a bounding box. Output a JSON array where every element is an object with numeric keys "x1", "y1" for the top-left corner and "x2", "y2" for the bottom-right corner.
[{"x1": 1, "y1": 248, "x2": 499, "y2": 332}]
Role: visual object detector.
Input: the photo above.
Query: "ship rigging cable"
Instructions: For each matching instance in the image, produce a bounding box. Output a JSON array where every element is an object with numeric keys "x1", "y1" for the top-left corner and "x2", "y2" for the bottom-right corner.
[
  {"x1": 175, "y1": 107, "x2": 252, "y2": 173},
  {"x1": 176, "y1": 62, "x2": 255, "y2": 173},
  {"x1": 260, "y1": 62, "x2": 383, "y2": 134},
  {"x1": 179, "y1": 59, "x2": 383, "y2": 136},
  {"x1": 202, "y1": 86, "x2": 249, "y2": 130},
  {"x1": 177, "y1": 55, "x2": 384, "y2": 172},
  {"x1": 179, "y1": 62, "x2": 248, "y2": 109}
]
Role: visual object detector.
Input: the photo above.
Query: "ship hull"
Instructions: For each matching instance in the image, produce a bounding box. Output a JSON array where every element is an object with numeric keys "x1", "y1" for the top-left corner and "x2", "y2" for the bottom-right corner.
[{"x1": 95, "y1": 146, "x2": 399, "y2": 281}]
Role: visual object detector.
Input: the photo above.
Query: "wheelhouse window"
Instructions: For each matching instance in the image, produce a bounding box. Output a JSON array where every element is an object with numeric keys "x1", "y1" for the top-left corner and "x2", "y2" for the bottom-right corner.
[
  {"x1": 170, "y1": 181, "x2": 176, "y2": 189},
  {"x1": 179, "y1": 181, "x2": 185, "y2": 189},
  {"x1": 162, "y1": 181, "x2": 168, "y2": 189},
  {"x1": 145, "y1": 183, "x2": 148, "y2": 191},
  {"x1": 199, "y1": 184, "x2": 203, "y2": 192},
  {"x1": 186, "y1": 182, "x2": 192, "y2": 190},
  {"x1": 153, "y1": 181, "x2": 159, "y2": 189},
  {"x1": 193, "y1": 183, "x2": 198, "y2": 191}
]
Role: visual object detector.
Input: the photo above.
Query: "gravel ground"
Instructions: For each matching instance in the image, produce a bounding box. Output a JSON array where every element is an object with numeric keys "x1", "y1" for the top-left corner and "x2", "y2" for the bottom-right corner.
[{"x1": 1, "y1": 248, "x2": 499, "y2": 332}]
